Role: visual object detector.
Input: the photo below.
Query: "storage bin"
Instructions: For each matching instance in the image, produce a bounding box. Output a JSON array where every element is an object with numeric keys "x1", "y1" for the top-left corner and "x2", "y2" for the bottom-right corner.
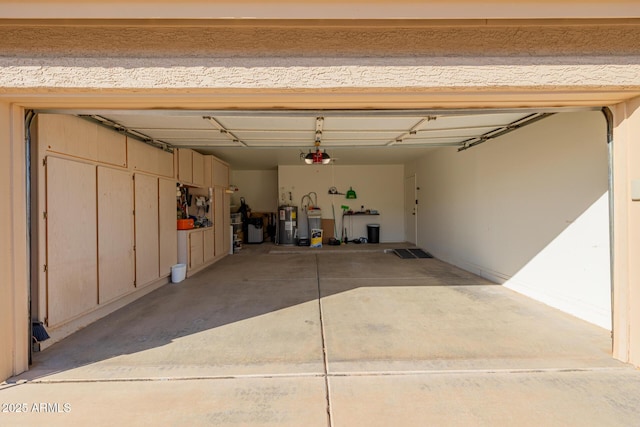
[
  {"x1": 171, "y1": 264, "x2": 187, "y2": 283},
  {"x1": 177, "y1": 219, "x2": 194, "y2": 230}
]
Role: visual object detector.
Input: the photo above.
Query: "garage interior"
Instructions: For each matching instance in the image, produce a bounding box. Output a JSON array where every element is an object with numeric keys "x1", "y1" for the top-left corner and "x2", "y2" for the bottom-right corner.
[
  {"x1": 9, "y1": 105, "x2": 628, "y2": 425},
  {"x1": 29, "y1": 106, "x2": 613, "y2": 346},
  {"x1": 14, "y1": 102, "x2": 640, "y2": 426},
  {"x1": 3, "y1": 5, "x2": 640, "y2": 423}
]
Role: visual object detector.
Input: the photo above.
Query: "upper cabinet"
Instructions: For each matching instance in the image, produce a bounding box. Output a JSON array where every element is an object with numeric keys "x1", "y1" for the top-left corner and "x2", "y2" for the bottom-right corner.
[
  {"x1": 177, "y1": 148, "x2": 193, "y2": 184},
  {"x1": 129, "y1": 138, "x2": 174, "y2": 177},
  {"x1": 96, "y1": 125, "x2": 127, "y2": 167},
  {"x1": 203, "y1": 155, "x2": 213, "y2": 188},
  {"x1": 192, "y1": 151, "x2": 205, "y2": 187},
  {"x1": 212, "y1": 157, "x2": 229, "y2": 187},
  {"x1": 37, "y1": 114, "x2": 127, "y2": 167},
  {"x1": 178, "y1": 148, "x2": 212, "y2": 188}
]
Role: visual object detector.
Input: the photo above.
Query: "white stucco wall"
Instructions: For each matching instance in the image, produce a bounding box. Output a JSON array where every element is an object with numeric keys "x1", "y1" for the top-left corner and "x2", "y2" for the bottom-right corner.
[
  {"x1": 408, "y1": 111, "x2": 611, "y2": 328},
  {"x1": 1, "y1": 21, "x2": 640, "y2": 102}
]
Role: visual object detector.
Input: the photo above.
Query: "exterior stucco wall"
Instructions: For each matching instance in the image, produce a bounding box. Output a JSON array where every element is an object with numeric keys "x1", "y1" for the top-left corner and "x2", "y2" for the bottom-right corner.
[
  {"x1": 1, "y1": 22, "x2": 640, "y2": 98},
  {"x1": 3, "y1": 58, "x2": 640, "y2": 94},
  {"x1": 0, "y1": 102, "x2": 28, "y2": 381},
  {"x1": 1, "y1": 1, "x2": 639, "y2": 19},
  {"x1": 2, "y1": 23, "x2": 640, "y2": 58},
  {"x1": 612, "y1": 96, "x2": 640, "y2": 366},
  {"x1": 0, "y1": 103, "x2": 12, "y2": 381}
]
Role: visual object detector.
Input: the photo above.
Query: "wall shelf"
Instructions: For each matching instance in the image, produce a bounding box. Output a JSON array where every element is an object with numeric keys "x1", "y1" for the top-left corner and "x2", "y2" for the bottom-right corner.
[{"x1": 343, "y1": 212, "x2": 379, "y2": 216}]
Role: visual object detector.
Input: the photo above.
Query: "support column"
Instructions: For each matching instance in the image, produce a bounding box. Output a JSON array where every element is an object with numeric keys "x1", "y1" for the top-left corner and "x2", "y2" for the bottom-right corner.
[
  {"x1": 0, "y1": 102, "x2": 29, "y2": 381},
  {"x1": 612, "y1": 96, "x2": 640, "y2": 366}
]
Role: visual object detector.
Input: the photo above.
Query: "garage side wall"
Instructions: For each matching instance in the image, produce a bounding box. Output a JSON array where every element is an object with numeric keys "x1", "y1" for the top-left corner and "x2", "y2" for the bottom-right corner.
[{"x1": 413, "y1": 111, "x2": 610, "y2": 328}]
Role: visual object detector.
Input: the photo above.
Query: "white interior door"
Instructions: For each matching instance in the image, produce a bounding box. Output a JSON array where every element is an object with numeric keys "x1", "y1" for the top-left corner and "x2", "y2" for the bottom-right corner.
[{"x1": 404, "y1": 175, "x2": 417, "y2": 245}]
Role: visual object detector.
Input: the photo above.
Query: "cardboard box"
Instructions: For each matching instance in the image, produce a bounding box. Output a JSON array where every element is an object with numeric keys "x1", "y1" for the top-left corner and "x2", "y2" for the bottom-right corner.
[{"x1": 321, "y1": 219, "x2": 335, "y2": 243}]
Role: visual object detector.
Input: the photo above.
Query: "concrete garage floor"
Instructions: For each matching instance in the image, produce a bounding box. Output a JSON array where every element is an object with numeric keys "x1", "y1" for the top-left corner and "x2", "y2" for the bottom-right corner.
[{"x1": 3, "y1": 243, "x2": 640, "y2": 426}]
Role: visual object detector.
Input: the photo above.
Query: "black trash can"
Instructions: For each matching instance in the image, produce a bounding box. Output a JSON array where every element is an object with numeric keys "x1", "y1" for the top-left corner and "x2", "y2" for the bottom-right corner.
[{"x1": 367, "y1": 224, "x2": 380, "y2": 243}]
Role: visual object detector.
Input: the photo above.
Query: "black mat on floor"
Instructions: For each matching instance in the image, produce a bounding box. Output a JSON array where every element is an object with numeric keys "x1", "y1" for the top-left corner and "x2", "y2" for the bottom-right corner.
[
  {"x1": 393, "y1": 249, "x2": 414, "y2": 259},
  {"x1": 409, "y1": 248, "x2": 434, "y2": 259},
  {"x1": 393, "y1": 248, "x2": 434, "y2": 259}
]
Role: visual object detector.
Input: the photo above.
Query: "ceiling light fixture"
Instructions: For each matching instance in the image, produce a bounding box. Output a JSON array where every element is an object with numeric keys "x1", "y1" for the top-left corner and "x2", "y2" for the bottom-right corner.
[
  {"x1": 302, "y1": 117, "x2": 331, "y2": 165},
  {"x1": 303, "y1": 144, "x2": 331, "y2": 165}
]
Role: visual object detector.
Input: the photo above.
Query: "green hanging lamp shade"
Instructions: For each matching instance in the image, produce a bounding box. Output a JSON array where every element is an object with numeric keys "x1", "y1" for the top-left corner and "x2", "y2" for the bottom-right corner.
[{"x1": 346, "y1": 186, "x2": 357, "y2": 199}]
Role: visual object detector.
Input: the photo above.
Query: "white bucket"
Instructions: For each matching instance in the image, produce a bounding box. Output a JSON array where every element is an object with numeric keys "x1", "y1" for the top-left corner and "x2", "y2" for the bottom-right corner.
[{"x1": 171, "y1": 264, "x2": 187, "y2": 283}]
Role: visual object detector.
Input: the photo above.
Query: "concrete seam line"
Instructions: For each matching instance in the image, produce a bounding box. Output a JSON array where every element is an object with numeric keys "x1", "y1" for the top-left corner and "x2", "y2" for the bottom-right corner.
[
  {"x1": 9, "y1": 372, "x2": 328, "y2": 385},
  {"x1": 327, "y1": 367, "x2": 634, "y2": 377},
  {"x1": 316, "y1": 254, "x2": 334, "y2": 427},
  {"x1": 9, "y1": 367, "x2": 632, "y2": 385}
]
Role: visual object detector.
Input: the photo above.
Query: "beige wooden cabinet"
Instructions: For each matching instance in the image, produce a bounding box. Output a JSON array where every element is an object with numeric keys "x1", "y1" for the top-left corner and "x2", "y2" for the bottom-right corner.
[
  {"x1": 37, "y1": 114, "x2": 127, "y2": 168},
  {"x1": 177, "y1": 148, "x2": 193, "y2": 184},
  {"x1": 158, "y1": 178, "x2": 178, "y2": 277},
  {"x1": 210, "y1": 156, "x2": 231, "y2": 257},
  {"x1": 130, "y1": 139, "x2": 174, "y2": 177},
  {"x1": 134, "y1": 173, "x2": 160, "y2": 287},
  {"x1": 189, "y1": 230, "x2": 204, "y2": 270},
  {"x1": 214, "y1": 187, "x2": 226, "y2": 257},
  {"x1": 192, "y1": 151, "x2": 205, "y2": 187},
  {"x1": 96, "y1": 125, "x2": 127, "y2": 167},
  {"x1": 178, "y1": 148, "x2": 208, "y2": 187},
  {"x1": 33, "y1": 114, "x2": 229, "y2": 342},
  {"x1": 223, "y1": 192, "x2": 231, "y2": 254},
  {"x1": 177, "y1": 227, "x2": 215, "y2": 276},
  {"x1": 212, "y1": 157, "x2": 229, "y2": 187},
  {"x1": 203, "y1": 227, "x2": 215, "y2": 262},
  {"x1": 45, "y1": 156, "x2": 98, "y2": 327},
  {"x1": 203, "y1": 155, "x2": 213, "y2": 188},
  {"x1": 97, "y1": 166, "x2": 135, "y2": 304}
]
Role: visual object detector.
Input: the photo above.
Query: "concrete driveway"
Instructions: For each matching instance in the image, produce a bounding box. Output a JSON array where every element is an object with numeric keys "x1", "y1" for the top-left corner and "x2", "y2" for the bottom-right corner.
[{"x1": 2, "y1": 244, "x2": 640, "y2": 426}]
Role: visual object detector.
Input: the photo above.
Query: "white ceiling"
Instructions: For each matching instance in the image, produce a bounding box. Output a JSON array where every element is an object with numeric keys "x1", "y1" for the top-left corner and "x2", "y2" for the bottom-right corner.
[{"x1": 74, "y1": 109, "x2": 557, "y2": 170}]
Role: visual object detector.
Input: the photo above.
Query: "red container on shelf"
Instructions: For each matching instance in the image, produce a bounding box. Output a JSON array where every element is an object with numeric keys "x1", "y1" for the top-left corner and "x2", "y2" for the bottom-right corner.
[{"x1": 177, "y1": 219, "x2": 194, "y2": 230}]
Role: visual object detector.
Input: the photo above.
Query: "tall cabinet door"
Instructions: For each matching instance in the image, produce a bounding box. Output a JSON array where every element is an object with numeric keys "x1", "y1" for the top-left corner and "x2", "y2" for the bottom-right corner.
[
  {"x1": 46, "y1": 157, "x2": 97, "y2": 327},
  {"x1": 134, "y1": 173, "x2": 160, "y2": 287},
  {"x1": 158, "y1": 178, "x2": 178, "y2": 277},
  {"x1": 223, "y1": 192, "x2": 231, "y2": 255},
  {"x1": 189, "y1": 231, "x2": 204, "y2": 269},
  {"x1": 214, "y1": 187, "x2": 225, "y2": 256},
  {"x1": 203, "y1": 228, "x2": 214, "y2": 262},
  {"x1": 97, "y1": 167, "x2": 135, "y2": 304}
]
